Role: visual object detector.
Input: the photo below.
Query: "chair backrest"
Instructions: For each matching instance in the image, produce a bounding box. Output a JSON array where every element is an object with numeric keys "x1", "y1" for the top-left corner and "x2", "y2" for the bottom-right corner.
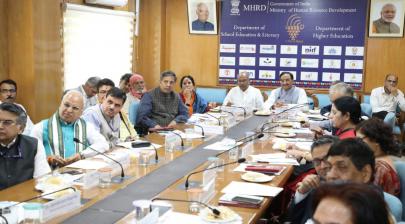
[
  {"x1": 360, "y1": 103, "x2": 372, "y2": 118},
  {"x1": 128, "y1": 101, "x2": 140, "y2": 125},
  {"x1": 394, "y1": 160, "x2": 405, "y2": 221},
  {"x1": 314, "y1": 93, "x2": 331, "y2": 109},
  {"x1": 195, "y1": 87, "x2": 227, "y2": 103},
  {"x1": 363, "y1": 95, "x2": 370, "y2": 104}
]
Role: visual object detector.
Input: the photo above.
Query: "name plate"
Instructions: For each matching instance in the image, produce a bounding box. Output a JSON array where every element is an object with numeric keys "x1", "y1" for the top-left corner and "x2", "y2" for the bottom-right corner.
[
  {"x1": 165, "y1": 133, "x2": 180, "y2": 152},
  {"x1": 42, "y1": 191, "x2": 81, "y2": 222},
  {"x1": 202, "y1": 164, "x2": 217, "y2": 187},
  {"x1": 201, "y1": 178, "x2": 216, "y2": 204}
]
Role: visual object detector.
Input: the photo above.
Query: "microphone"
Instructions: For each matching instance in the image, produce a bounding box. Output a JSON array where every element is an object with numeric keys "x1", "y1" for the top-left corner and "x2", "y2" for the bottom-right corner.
[
  {"x1": 152, "y1": 197, "x2": 221, "y2": 216},
  {"x1": 275, "y1": 102, "x2": 313, "y2": 115},
  {"x1": 260, "y1": 121, "x2": 279, "y2": 132},
  {"x1": 185, "y1": 158, "x2": 246, "y2": 190},
  {"x1": 73, "y1": 138, "x2": 127, "y2": 181},
  {"x1": 219, "y1": 110, "x2": 234, "y2": 117},
  {"x1": 168, "y1": 131, "x2": 184, "y2": 147},
  {"x1": 221, "y1": 105, "x2": 246, "y2": 118},
  {"x1": 142, "y1": 136, "x2": 159, "y2": 163},
  {"x1": 0, "y1": 187, "x2": 76, "y2": 215},
  {"x1": 193, "y1": 124, "x2": 205, "y2": 137},
  {"x1": 205, "y1": 113, "x2": 221, "y2": 125}
]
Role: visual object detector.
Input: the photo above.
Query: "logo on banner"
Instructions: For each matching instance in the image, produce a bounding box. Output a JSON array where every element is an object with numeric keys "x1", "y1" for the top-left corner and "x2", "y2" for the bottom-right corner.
[
  {"x1": 230, "y1": 0, "x2": 241, "y2": 15},
  {"x1": 286, "y1": 14, "x2": 304, "y2": 41}
]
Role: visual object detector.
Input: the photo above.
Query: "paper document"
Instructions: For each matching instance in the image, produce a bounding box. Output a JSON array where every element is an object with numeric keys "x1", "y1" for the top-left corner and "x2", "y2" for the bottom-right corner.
[
  {"x1": 66, "y1": 159, "x2": 108, "y2": 170},
  {"x1": 204, "y1": 138, "x2": 238, "y2": 151},
  {"x1": 221, "y1": 181, "x2": 283, "y2": 197}
]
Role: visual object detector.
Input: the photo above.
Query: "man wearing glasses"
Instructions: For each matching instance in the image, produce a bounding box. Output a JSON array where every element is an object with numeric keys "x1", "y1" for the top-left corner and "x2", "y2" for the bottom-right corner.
[
  {"x1": 0, "y1": 79, "x2": 34, "y2": 135},
  {"x1": 370, "y1": 74, "x2": 405, "y2": 120},
  {"x1": 0, "y1": 103, "x2": 50, "y2": 190},
  {"x1": 31, "y1": 90, "x2": 108, "y2": 168}
]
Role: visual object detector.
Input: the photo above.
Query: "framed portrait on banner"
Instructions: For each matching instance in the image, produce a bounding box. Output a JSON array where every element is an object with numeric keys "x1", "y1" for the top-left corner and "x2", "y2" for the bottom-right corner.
[
  {"x1": 187, "y1": 0, "x2": 218, "y2": 35},
  {"x1": 369, "y1": 0, "x2": 405, "y2": 37}
]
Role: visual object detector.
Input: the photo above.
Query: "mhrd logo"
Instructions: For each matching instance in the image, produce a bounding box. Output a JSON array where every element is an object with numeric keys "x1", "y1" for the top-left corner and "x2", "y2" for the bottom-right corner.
[{"x1": 286, "y1": 14, "x2": 304, "y2": 41}]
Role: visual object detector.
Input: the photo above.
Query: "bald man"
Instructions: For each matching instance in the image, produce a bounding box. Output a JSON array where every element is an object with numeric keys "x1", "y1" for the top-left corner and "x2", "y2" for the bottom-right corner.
[
  {"x1": 31, "y1": 90, "x2": 108, "y2": 168},
  {"x1": 223, "y1": 72, "x2": 264, "y2": 110},
  {"x1": 372, "y1": 3, "x2": 400, "y2": 33},
  {"x1": 192, "y1": 2, "x2": 214, "y2": 31}
]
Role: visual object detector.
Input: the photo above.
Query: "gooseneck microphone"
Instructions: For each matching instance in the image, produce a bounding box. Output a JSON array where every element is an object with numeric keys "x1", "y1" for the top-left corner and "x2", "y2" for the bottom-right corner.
[
  {"x1": 142, "y1": 136, "x2": 159, "y2": 163},
  {"x1": 222, "y1": 105, "x2": 246, "y2": 118},
  {"x1": 73, "y1": 138, "x2": 125, "y2": 179},
  {"x1": 205, "y1": 113, "x2": 221, "y2": 125},
  {"x1": 193, "y1": 124, "x2": 205, "y2": 137},
  {"x1": 152, "y1": 197, "x2": 221, "y2": 216},
  {"x1": 185, "y1": 158, "x2": 246, "y2": 190},
  {"x1": 0, "y1": 187, "x2": 76, "y2": 215},
  {"x1": 274, "y1": 102, "x2": 314, "y2": 115},
  {"x1": 169, "y1": 131, "x2": 184, "y2": 147}
]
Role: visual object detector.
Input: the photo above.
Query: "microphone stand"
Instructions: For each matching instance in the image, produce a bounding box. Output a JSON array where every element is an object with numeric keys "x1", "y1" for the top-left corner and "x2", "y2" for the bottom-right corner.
[
  {"x1": 221, "y1": 105, "x2": 246, "y2": 119},
  {"x1": 205, "y1": 113, "x2": 221, "y2": 125},
  {"x1": 193, "y1": 124, "x2": 205, "y2": 137},
  {"x1": 73, "y1": 138, "x2": 131, "y2": 183},
  {"x1": 0, "y1": 187, "x2": 77, "y2": 215},
  {"x1": 184, "y1": 158, "x2": 246, "y2": 190}
]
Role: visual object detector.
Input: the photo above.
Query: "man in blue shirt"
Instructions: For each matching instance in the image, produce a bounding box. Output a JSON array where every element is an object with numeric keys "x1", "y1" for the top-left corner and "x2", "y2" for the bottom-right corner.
[{"x1": 192, "y1": 3, "x2": 214, "y2": 31}]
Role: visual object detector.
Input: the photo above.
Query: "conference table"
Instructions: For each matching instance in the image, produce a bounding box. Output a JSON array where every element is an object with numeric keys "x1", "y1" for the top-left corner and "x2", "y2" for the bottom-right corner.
[{"x1": 0, "y1": 114, "x2": 303, "y2": 224}]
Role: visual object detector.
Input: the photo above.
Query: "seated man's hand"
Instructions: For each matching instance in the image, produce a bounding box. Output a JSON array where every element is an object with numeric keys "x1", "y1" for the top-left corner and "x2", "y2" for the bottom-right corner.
[
  {"x1": 153, "y1": 125, "x2": 162, "y2": 129},
  {"x1": 296, "y1": 174, "x2": 320, "y2": 194},
  {"x1": 301, "y1": 121, "x2": 310, "y2": 128},
  {"x1": 274, "y1": 101, "x2": 285, "y2": 108},
  {"x1": 47, "y1": 155, "x2": 68, "y2": 168},
  {"x1": 168, "y1": 120, "x2": 177, "y2": 127},
  {"x1": 390, "y1": 86, "x2": 398, "y2": 96},
  {"x1": 65, "y1": 153, "x2": 82, "y2": 165},
  {"x1": 310, "y1": 126, "x2": 324, "y2": 139}
]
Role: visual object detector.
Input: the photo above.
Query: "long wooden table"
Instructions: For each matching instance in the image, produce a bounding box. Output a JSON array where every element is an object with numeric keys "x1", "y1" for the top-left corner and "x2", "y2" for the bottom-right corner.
[
  {"x1": 0, "y1": 116, "x2": 296, "y2": 223},
  {"x1": 116, "y1": 137, "x2": 293, "y2": 224}
]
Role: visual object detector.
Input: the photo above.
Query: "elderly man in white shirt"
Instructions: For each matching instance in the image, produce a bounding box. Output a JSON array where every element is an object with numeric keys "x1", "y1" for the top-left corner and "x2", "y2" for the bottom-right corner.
[
  {"x1": 370, "y1": 74, "x2": 405, "y2": 127},
  {"x1": 222, "y1": 72, "x2": 264, "y2": 110},
  {"x1": 370, "y1": 74, "x2": 405, "y2": 121},
  {"x1": 264, "y1": 72, "x2": 307, "y2": 109}
]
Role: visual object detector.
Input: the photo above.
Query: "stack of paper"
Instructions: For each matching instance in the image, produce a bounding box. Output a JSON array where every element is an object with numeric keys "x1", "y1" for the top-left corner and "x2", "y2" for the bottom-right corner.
[{"x1": 221, "y1": 181, "x2": 283, "y2": 197}]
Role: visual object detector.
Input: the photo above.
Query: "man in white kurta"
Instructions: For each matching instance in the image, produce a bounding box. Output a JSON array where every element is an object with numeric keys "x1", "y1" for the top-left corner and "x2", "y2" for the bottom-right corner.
[
  {"x1": 31, "y1": 90, "x2": 109, "y2": 168},
  {"x1": 222, "y1": 72, "x2": 264, "y2": 110},
  {"x1": 264, "y1": 72, "x2": 307, "y2": 109}
]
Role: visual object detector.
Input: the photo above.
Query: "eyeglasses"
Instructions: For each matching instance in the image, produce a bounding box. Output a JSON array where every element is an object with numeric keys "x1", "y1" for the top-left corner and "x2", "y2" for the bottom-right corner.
[
  {"x1": 313, "y1": 155, "x2": 328, "y2": 166},
  {"x1": 0, "y1": 120, "x2": 17, "y2": 127},
  {"x1": 386, "y1": 80, "x2": 397, "y2": 84},
  {"x1": 0, "y1": 89, "x2": 16, "y2": 94}
]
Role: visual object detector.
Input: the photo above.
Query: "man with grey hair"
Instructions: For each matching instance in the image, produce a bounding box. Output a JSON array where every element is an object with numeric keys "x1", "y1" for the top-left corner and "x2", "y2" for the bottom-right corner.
[
  {"x1": 71, "y1": 76, "x2": 101, "y2": 109},
  {"x1": 0, "y1": 102, "x2": 51, "y2": 190},
  {"x1": 31, "y1": 90, "x2": 108, "y2": 168},
  {"x1": 136, "y1": 70, "x2": 188, "y2": 134},
  {"x1": 320, "y1": 82, "x2": 354, "y2": 115},
  {"x1": 192, "y1": 2, "x2": 214, "y2": 31},
  {"x1": 372, "y1": 3, "x2": 400, "y2": 34},
  {"x1": 223, "y1": 72, "x2": 264, "y2": 110},
  {"x1": 310, "y1": 82, "x2": 356, "y2": 135}
]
